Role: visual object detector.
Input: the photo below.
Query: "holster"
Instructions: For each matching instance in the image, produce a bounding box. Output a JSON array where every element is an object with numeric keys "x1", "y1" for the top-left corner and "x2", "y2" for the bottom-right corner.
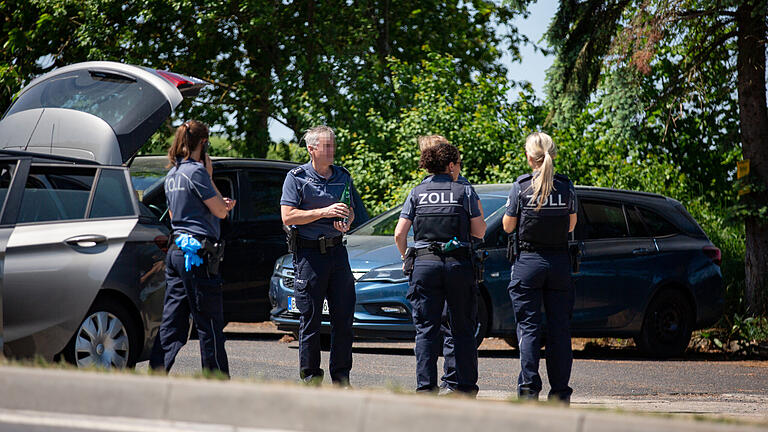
[
  {"x1": 472, "y1": 248, "x2": 489, "y2": 284},
  {"x1": 506, "y1": 230, "x2": 520, "y2": 264},
  {"x1": 403, "y1": 247, "x2": 416, "y2": 276},
  {"x1": 201, "y1": 239, "x2": 225, "y2": 276},
  {"x1": 286, "y1": 226, "x2": 298, "y2": 254},
  {"x1": 569, "y1": 242, "x2": 582, "y2": 274}
]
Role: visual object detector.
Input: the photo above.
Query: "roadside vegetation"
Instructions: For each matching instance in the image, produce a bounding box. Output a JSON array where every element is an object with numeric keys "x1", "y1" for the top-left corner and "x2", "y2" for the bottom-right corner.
[{"x1": 0, "y1": 0, "x2": 765, "y2": 350}]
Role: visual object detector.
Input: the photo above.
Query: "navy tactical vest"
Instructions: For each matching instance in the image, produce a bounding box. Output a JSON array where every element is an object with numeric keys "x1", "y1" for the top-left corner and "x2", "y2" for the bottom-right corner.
[
  {"x1": 515, "y1": 173, "x2": 572, "y2": 251},
  {"x1": 412, "y1": 177, "x2": 472, "y2": 243}
]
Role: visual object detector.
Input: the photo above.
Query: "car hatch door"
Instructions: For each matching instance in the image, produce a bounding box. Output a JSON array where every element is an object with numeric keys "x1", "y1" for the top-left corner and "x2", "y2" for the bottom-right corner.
[{"x1": 0, "y1": 61, "x2": 206, "y2": 165}]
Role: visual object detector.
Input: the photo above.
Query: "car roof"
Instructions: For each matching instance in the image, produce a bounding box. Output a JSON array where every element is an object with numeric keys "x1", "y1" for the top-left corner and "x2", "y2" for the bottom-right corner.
[
  {"x1": 130, "y1": 155, "x2": 300, "y2": 171},
  {"x1": 474, "y1": 183, "x2": 669, "y2": 202}
]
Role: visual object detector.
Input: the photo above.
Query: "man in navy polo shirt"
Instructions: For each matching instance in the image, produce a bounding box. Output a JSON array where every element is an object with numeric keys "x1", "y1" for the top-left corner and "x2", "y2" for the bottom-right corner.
[{"x1": 280, "y1": 125, "x2": 356, "y2": 386}]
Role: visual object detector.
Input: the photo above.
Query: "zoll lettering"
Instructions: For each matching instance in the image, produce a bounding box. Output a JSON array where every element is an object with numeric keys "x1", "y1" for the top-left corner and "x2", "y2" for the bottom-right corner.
[
  {"x1": 165, "y1": 176, "x2": 186, "y2": 193},
  {"x1": 418, "y1": 192, "x2": 458, "y2": 205},
  {"x1": 524, "y1": 194, "x2": 565, "y2": 207}
]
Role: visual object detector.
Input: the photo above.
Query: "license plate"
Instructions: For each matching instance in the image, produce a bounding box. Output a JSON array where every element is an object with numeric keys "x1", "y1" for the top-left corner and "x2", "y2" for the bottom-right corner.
[{"x1": 288, "y1": 296, "x2": 329, "y2": 315}]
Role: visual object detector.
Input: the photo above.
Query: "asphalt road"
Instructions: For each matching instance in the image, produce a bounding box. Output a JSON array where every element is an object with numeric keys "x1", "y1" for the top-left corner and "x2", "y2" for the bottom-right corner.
[{"x1": 136, "y1": 324, "x2": 768, "y2": 419}]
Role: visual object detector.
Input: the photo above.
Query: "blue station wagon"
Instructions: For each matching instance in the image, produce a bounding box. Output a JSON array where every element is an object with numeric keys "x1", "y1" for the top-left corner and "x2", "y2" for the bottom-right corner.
[{"x1": 270, "y1": 184, "x2": 723, "y2": 358}]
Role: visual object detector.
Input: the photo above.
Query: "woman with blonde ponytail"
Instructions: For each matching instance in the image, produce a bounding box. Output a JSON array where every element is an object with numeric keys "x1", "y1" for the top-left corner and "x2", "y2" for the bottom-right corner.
[{"x1": 502, "y1": 131, "x2": 578, "y2": 404}]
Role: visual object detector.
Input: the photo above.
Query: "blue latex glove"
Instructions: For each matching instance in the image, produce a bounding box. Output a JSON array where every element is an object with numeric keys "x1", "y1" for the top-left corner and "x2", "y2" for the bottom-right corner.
[{"x1": 175, "y1": 233, "x2": 204, "y2": 271}]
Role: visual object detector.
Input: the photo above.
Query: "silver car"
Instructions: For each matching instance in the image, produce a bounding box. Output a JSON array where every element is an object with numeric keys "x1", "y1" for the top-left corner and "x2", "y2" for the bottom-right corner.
[{"x1": 0, "y1": 61, "x2": 205, "y2": 368}]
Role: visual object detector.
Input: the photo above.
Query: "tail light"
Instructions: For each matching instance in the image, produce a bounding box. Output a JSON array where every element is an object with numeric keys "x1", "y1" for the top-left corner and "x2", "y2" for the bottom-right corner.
[
  {"x1": 155, "y1": 235, "x2": 169, "y2": 253},
  {"x1": 155, "y1": 70, "x2": 194, "y2": 89},
  {"x1": 703, "y1": 246, "x2": 721, "y2": 266}
]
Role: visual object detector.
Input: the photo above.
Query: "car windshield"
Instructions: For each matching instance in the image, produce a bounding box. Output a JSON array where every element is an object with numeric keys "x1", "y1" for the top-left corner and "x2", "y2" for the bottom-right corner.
[{"x1": 352, "y1": 195, "x2": 507, "y2": 236}]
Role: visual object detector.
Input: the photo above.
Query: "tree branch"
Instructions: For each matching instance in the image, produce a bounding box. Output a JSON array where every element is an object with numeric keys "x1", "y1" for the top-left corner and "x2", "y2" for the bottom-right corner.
[{"x1": 646, "y1": 29, "x2": 738, "y2": 112}]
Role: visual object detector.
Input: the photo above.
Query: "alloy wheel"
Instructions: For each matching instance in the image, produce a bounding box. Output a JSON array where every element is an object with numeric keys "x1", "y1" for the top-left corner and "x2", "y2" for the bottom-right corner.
[{"x1": 74, "y1": 311, "x2": 130, "y2": 369}]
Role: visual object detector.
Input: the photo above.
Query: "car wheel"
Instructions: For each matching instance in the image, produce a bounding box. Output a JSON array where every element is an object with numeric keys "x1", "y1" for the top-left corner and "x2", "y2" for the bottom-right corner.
[
  {"x1": 634, "y1": 289, "x2": 693, "y2": 358},
  {"x1": 475, "y1": 293, "x2": 489, "y2": 347},
  {"x1": 63, "y1": 298, "x2": 140, "y2": 369}
]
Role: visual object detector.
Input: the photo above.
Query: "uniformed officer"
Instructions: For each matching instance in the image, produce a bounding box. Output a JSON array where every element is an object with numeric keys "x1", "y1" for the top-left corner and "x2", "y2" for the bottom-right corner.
[
  {"x1": 416, "y1": 135, "x2": 484, "y2": 395},
  {"x1": 502, "y1": 132, "x2": 577, "y2": 403},
  {"x1": 394, "y1": 141, "x2": 486, "y2": 394},
  {"x1": 151, "y1": 120, "x2": 236, "y2": 376},
  {"x1": 280, "y1": 125, "x2": 356, "y2": 386}
]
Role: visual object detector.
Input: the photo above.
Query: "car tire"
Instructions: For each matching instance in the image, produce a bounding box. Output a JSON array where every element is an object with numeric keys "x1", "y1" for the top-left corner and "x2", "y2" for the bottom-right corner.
[
  {"x1": 63, "y1": 297, "x2": 141, "y2": 369},
  {"x1": 475, "y1": 293, "x2": 489, "y2": 348},
  {"x1": 634, "y1": 289, "x2": 693, "y2": 358}
]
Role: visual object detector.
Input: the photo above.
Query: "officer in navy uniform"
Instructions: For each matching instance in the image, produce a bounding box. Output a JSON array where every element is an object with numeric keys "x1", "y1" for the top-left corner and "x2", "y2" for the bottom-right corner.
[
  {"x1": 280, "y1": 125, "x2": 356, "y2": 386},
  {"x1": 415, "y1": 134, "x2": 485, "y2": 394},
  {"x1": 150, "y1": 120, "x2": 236, "y2": 376},
  {"x1": 503, "y1": 132, "x2": 577, "y2": 403},
  {"x1": 394, "y1": 141, "x2": 486, "y2": 394}
]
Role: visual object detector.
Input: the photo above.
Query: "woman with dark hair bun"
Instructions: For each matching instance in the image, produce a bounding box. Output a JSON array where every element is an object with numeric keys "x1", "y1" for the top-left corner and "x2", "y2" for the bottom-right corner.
[
  {"x1": 150, "y1": 120, "x2": 236, "y2": 377},
  {"x1": 394, "y1": 140, "x2": 486, "y2": 395}
]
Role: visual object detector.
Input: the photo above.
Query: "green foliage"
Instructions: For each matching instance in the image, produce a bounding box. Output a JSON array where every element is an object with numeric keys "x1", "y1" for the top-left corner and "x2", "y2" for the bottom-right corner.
[
  {"x1": 699, "y1": 314, "x2": 768, "y2": 356},
  {"x1": 297, "y1": 53, "x2": 543, "y2": 214},
  {"x1": 0, "y1": 0, "x2": 531, "y2": 158}
]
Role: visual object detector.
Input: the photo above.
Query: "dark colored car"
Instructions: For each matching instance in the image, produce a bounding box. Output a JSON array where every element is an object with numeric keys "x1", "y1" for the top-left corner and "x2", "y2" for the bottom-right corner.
[
  {"x1": 0, "y1": 61, "x2": 206, "y2": 367},
  {"x1": 135, "y1": 156, "x2": 370, "y2": 322},
  {"x1": 270, "y1": 184, "x2": 723, "y2": 358}
]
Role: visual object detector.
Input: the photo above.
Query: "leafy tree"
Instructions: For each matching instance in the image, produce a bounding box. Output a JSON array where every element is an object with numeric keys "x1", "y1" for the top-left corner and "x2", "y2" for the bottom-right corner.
[
  {"x1": 280, "y1": 53, "x2": 543, "y2": 213},
  {"x1": 544, "y1": 0, "x2": 768, "y2": 315},
  {"x1": 1, "y1": 0, "x2": 532, "y2": 158}
]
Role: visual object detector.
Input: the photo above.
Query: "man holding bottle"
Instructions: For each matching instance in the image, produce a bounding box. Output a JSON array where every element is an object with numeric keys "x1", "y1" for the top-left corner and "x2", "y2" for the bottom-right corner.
[{"x1": 280, "y1": 125, "x2": 356, "y2": 386}]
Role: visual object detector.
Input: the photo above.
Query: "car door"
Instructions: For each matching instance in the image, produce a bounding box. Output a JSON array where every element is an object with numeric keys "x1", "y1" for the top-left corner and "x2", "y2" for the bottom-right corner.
[
  {"x1": 2, "y1": 163, "x2": 138, "y2": 359},
  {"x1": 570, "y1": 197, "x2": 655, "y2": 330},
  {"x1": 0, "y1": 158, "x2": 26, "y2": 355},
  {"x1": 222, "y1": 167, "x2": 289, "y2": 321}
]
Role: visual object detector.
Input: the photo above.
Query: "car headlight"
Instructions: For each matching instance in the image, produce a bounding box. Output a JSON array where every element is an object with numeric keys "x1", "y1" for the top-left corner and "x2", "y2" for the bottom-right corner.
[{"x1": 358, "y1": 263, "x2": 407, "y2": 283}]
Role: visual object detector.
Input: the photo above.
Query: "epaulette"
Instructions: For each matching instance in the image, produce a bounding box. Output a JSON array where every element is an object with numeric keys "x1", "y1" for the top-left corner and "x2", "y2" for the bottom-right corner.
[
  {"x1": 456, "y1": 175, "x2": 471, "y2": 185},
  {"x1": 554, "y1": 173, "x2": 570, "y2": 181},
  {"x1": 334, "y1": 165, "x2": 351, "y2": 176},
  {"x1": 515, "y1": 173, "x2": 533, "y2": 183},
  {"x1": 290, "y1": 166, "x2": 305, "y2": 176}
]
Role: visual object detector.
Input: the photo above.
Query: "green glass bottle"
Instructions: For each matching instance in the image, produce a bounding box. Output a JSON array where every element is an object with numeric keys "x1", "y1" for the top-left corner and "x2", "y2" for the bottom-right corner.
[{"x1": 337, "y1": 182, "x2": 351, "y2": 224}]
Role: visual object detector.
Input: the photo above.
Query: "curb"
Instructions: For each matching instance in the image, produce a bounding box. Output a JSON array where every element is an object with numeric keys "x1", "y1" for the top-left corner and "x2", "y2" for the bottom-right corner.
[{"x1": 0, "y1": 366, "x2": 765, "y2": 432}]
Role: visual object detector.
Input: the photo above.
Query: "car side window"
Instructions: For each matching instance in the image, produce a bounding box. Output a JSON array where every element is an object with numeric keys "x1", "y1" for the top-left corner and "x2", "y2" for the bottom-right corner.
[
  {"x1": 626, "y1": 205, "x2": 650, "y2": 237},
  {"x1": 18, "y1": 165, "x2": 96, "y2": 223},
  {"x1": 242, "y1": 169, "x2": 284, "y2": 222},
  {"x1": 0, "y1": 161, "x2": 17, "y2": 211},
  {"x1": 638, "y1": 207, "x2": 679, "y2": 237},
  {"x1": 580, "y1": 200, "x2": 629, "y2": 240},
  {"x1": 89, "y1": 168, "x2": 135, "y2": 218}
]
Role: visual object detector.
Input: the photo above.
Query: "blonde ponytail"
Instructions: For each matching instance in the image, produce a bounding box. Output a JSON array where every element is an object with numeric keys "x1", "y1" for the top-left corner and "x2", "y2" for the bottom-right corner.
[{"x1": 524, "y1": 132, "x2": 557, "y2": 211}]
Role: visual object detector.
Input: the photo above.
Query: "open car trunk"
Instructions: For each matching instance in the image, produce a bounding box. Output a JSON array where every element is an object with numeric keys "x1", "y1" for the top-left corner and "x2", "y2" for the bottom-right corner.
[{"x1": 0, "y1": 61, "x2": 206, "y2": 165}]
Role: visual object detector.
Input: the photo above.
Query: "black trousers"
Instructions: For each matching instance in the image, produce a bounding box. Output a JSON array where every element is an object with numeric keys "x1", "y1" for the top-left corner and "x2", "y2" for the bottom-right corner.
[
  {"x1": 293, "y1": 244, "x2": 356, "y2": 383},
  {"x1": 508, "y1": 251, "x2": 574, "y2": 400},
  {"x1": 407, "y1": 255, "x2": 478, "y2": 393},
  {"x1": 150, "y1": 249, "x2": 229, "y2": 376}
]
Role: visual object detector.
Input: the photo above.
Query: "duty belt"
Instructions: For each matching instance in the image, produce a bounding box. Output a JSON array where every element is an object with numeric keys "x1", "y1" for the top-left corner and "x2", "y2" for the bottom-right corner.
[
  {"x1": 414, "y1": 246, "x2": 471, "y2": 260},
  {"x1": 297, "y1": 235, "x2": 344, "y2": 253}
]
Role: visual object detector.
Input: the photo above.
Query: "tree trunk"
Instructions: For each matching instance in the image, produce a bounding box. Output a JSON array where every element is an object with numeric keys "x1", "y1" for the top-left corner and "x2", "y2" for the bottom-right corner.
[{"x1": 736, "y1": 2, "x2": 768, "y2": 315}]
